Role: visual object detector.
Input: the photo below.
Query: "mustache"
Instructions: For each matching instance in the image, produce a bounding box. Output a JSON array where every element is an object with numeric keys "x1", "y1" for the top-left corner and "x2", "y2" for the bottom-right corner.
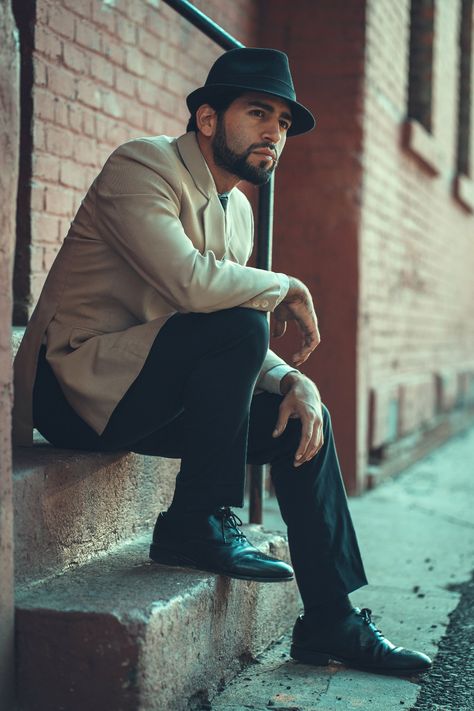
[{"x1": 245, "y1": 142, "x2": 279, "y2": 164}]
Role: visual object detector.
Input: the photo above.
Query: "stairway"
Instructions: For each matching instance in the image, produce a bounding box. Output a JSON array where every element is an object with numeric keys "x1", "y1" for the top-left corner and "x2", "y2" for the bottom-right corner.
[{"x1": 12, "y1": 329, "x2": 300, "y2": 711}]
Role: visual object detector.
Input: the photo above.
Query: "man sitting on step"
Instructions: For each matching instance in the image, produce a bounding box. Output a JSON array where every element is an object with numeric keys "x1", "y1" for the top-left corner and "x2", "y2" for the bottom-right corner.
[{"x1": 14, "y1": 47, "x2": 432, "y2": 675}]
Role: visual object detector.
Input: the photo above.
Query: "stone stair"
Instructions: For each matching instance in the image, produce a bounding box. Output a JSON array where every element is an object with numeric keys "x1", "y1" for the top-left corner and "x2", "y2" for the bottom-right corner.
[{"x1": 12, "y1": 328, "x2": 300, "y2": 710}]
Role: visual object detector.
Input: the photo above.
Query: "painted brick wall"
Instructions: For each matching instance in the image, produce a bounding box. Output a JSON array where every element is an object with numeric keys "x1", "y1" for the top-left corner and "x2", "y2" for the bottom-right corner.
[
  {"x1": 360, "y1": 0, "x2": 474, "y2": 465},
  {"x1": 30, "y1": 0, "x2": 259, "y2": 305}
]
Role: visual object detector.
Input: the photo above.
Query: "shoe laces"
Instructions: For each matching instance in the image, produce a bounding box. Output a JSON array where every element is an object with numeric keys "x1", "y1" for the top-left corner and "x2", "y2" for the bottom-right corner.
[
  {"x1": 215, "y1": 507, "x2": 246, "y2": 543},
  {"x1": 360, "y1": 608, "x2": 385, "y2": 640}
]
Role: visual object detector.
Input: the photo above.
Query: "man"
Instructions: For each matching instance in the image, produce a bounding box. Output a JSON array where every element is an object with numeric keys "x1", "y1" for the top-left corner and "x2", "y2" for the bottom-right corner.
[{"x1": 14, "y1": 48, "x2": 432, "y2": 674}]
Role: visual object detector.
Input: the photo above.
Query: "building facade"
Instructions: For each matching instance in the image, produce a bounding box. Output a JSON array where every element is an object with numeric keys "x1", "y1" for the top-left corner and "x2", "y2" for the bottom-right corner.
[{"x1": 2, "y1": 0, "x2": 474, "y2": 705}]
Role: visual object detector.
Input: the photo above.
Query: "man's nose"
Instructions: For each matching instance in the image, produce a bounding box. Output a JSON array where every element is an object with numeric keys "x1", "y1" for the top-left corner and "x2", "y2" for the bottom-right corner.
[{"x1": 262, "y1": 118, "x2": 282, "y2": 144}]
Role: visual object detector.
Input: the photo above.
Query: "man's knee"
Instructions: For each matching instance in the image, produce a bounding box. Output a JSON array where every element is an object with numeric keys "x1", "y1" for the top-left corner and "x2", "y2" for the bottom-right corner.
[{"x1": 223, "y1": 307, "x2": 269, "y2": 359}]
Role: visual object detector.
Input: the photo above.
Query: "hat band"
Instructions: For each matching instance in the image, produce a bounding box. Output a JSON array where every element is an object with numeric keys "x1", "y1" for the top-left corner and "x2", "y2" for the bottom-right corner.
[{"x1": 205, "y1": 74, "x2": 297, "y2": 101}]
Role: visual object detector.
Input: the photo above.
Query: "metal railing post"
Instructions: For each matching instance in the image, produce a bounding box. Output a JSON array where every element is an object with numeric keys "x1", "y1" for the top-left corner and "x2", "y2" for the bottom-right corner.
[{"x1": 162, "y1": 0, "x2": 275, "y2": 524}]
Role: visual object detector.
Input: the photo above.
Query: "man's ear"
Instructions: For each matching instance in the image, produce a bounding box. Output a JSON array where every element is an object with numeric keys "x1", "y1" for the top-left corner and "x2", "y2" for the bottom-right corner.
[{"x1": 196, "y1": 104, "x2": 217, "y2": 137}]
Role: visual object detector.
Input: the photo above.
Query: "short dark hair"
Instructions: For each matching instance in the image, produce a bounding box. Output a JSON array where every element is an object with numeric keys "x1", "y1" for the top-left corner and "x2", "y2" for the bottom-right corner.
[{"x1": 186, "y1": 89, "x2": 244, "y2": 132}]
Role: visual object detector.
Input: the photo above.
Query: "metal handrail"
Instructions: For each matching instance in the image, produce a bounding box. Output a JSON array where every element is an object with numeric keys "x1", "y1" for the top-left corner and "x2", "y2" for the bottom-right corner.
[{"x1": 163, "y1": 0, "x2": 274, "y2": 524}]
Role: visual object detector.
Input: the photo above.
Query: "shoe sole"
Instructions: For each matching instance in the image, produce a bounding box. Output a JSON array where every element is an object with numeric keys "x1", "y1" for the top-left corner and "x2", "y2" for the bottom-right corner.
[
  {"x1": 290, "y1": 644, "x2": 432, "y2": 675},
  {"x1": 149, "y1": 543, "x2": 294, "y2": 583}
]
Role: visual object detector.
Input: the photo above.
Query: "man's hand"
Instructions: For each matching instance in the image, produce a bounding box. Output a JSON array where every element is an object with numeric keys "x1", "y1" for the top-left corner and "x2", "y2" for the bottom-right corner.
[
  {"x1": 272, "y1": 372, "x2": 324, "y2": 467},
  {"x1": 272, "y1": 277, "x2": 320, "y2": 366}
]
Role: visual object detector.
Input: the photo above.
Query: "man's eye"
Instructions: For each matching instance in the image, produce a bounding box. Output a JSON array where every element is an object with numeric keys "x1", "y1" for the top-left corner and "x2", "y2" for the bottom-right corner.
[
  {"x1": 250, "y1": 109, "x2": 265, "y2": 118},
  {"x1": 280, "y1": 120, "x2": 290, "y2": 130}
]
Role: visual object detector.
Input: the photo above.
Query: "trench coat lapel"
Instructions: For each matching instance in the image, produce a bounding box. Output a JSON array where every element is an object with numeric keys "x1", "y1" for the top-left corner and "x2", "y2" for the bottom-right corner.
[{"x1": 176, "y1": 132, "x2": 226, "y2": 257}]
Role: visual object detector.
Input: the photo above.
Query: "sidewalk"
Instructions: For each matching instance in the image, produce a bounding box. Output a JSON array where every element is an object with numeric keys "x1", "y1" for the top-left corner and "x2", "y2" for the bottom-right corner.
[{"x1": 211, "y1": 426, "x2": 474, "y2": 710}]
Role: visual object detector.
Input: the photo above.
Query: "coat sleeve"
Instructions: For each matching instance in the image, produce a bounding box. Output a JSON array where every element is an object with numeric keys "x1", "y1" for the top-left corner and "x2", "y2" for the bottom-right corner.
[
  {"x1": 94, "y1": 140, "x2": 288, "y2": 314},
  {"x1": 255, "y1": 348, "x2": 295, "y2": 391}
]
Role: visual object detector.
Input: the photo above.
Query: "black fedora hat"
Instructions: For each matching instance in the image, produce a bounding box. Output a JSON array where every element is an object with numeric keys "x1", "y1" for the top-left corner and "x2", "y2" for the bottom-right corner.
[{"x1": 186, "y1": 47, "x2": 316, "y2": 137}]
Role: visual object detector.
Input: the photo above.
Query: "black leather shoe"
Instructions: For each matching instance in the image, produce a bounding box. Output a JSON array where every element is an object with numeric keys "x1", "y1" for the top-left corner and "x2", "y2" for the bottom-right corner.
[
  {"x1": 290, "y1": 607, "x2": 432, "y2": 674},
  {"x1": 149, "y1": 507, "x2": 294, "y2": 583}
]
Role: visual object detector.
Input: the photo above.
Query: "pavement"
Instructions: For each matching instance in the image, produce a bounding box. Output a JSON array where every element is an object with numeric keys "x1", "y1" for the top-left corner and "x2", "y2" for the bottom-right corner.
[{"x1": 207, "y1": 426, "x2": 474, "y2": 711}]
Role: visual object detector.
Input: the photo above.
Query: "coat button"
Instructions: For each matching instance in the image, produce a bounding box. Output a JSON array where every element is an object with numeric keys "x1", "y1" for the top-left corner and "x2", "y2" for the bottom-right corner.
[
  {"x1": 252, "y1": 300, "x2": 260, "y2": 307},
  {"x1": 261, "y1": 300, "x2": 269, "y2": 308}
]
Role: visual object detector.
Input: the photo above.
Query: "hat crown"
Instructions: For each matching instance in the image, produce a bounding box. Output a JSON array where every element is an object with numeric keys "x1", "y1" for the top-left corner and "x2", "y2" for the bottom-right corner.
[
  {"x1": 186, "y1": 47, "x2": 316, "y2": 136},
  {"x1": 205, "y1": 48, "x2": 296, "y2": 100}
]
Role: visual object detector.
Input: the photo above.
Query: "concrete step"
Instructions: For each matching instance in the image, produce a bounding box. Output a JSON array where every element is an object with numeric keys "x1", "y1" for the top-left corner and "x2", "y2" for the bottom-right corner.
[
  {"x1": 13, "y1": 435, "x2": 179, "y2": 584},
  {"x1": 16, "y1": 527, "x2": 301, "y2": 711},
  {"x1": 13, "y1": 322, "x2": 180, "y2": 584}
]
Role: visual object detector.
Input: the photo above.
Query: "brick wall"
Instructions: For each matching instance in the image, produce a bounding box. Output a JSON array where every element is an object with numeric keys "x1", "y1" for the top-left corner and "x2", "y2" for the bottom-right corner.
[
  {"x1": 11, "y1": 0, "x2": 474, "y2": 492},
  {"x1": 28, "y1": 0, "x2": 259, "y2": 307},
  {"x1": 0, "y1": 2, "x2": 19, "y2": 707},
  {"x1": 360, "y1": 0, "x2": 474, "y2": 472},
  {"x1": 263, "y1": 0, "x2": 474, "y2": 491}
]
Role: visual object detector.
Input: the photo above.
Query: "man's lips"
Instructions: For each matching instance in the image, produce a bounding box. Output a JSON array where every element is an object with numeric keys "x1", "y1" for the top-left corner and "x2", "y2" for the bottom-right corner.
[{"x1": 252, "y1": 149, "x2": 276, "y2": 161}]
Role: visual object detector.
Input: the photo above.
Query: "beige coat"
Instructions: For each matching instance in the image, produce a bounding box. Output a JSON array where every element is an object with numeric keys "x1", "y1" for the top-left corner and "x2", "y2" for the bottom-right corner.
[{"x1": 13, "y1": 132, "x2": 289, "y2": 446}]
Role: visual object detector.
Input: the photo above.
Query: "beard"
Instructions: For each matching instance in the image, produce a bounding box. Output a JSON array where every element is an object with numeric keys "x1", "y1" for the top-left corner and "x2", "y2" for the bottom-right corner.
[{"x1": 211, "y1": 115, "x2": 276, "y2": 186}]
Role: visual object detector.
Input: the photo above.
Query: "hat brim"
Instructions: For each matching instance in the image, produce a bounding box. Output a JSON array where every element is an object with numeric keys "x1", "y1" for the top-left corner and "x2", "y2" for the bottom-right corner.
[{"x1": 186, "y1": 83, "x2": 316, "y2": 137}]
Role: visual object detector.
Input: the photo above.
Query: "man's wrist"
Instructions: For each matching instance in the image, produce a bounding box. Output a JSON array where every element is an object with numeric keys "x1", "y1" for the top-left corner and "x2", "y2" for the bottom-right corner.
[{"x1": 280, "y1": 369, "x2": 303, "y2": 395}]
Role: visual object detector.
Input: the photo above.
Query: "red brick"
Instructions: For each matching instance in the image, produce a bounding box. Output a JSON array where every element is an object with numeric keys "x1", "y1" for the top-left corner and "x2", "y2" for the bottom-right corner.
[
  {"x1": 115, "y1": 67, "x2": 135, "y2": 97},
  {"x1": 91, "y1": 0, "x2": 115, "y2": 33},
  {"x1": 34, "y1": 58, "x2": 47, "y2": 87},
  {"x1": 125, "y1": 47, "x2": 145, "y2": 76},
  {"x1": 124, "y1": 1, "x2": 146, "y2": 25},
  {"x1": 47, "y1": 65, "x2": 77, "y2": 100},
  {"x1": 45, "y1": 126, "x2": 75, "y2": 157},
  {"x1": 34, "y1": 88, "x2": 55, "y2": 121},
  {"x1": 124, "y1": 102, "x2": 145, "y2": 128},
  {"x1": 137, "y1": 79, "x2": 157, "y2": 107},
  {"x1": 54, "y1": 99, "x2": 69, "y2": 127},
  {"x1": 59, "y1": 159, "x2": 87, "y2": 190},
  {"x1": 116, "y1": 15, "x2": 137, "y2": 44},
  {"x1": 73, "y1": 136, "x2": 98, "y2": 166},
  {"x1": 101, "y1": 90, "x2": 124, "y2": 118},
  {"x1": 30, "y1": 183, "x2": 45, "y2": 212},
  {"x1": 82, "y1": 110, "x2": 96, "y2": 137},
  {"x1": 30, "y1": 244, "x2": 45, "y2": 273},
  {"x1": 76, "y1": 78, "x2": 101, "y2": 109},
  {"x1": 31, "y1": 211, "x2": 60, "y2": 244},
  {"x1": 48, "y1": 5, "x2": 75, "y2": 40},
  {"x1": 103, "y1": 38, "x2": 125, "y2": 66},
  {"x1": 45, "y1": 185, "x2": 76, "y2": 216},
  {"x1": 33, "y1": 153, "x2": 60, "y2": 183},
  {"x1": 90, "y1": 55, "x2": 114, "y2": 86},
  {"x1": 102, "y1": 121, "x2": 132, "y2": 147},
  {"x1": 136, "y1": 28, "x2": 159, "y2": 58},
  {"x1": 95, "y1": 114, "x2": 109, "y2": 142},
  {"x1": 62, "y1": 0, "x2": 92, "y2": 19},
  {"x1": 68, "y1": 103, "x2": 83, "y2": 132},
  {"x1": 145, "y1": 9, "x2": 170, "y2": 40},
  {"x1": 35, "y1": 26, "x2": 62, "y2": 60},
  {"x1": 63, "y1": 43, "x2": 89, "y2": 75},
  {"x1": 75, "y1": 19, "x2": 102, "y2": 52},
  {"x1": 33, "y1": 123, "x2": 46, "y2": 151}
]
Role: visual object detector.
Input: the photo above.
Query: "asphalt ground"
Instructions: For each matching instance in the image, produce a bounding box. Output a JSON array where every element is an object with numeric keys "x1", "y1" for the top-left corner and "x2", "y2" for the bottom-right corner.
[
  {"x1": 208, "y1": 425, "x2": 474, "y2": 711},
  {"x1": 411, "y1": 570, "x2": 474, "y2": 711}
]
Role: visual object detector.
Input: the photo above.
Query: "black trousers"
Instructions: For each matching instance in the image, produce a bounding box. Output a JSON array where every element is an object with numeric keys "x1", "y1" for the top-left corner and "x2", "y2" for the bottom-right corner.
[{"x1": 34, "y1": 307, "x2": 368, "y2": 606}]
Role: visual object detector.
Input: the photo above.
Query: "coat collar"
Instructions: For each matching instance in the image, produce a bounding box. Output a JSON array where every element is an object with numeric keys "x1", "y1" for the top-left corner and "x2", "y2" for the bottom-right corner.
[
  {"x1": 176, "y1": 132, "x2": 217, "y2": 199},
  {"x1": 176, "y1": 132, "x2": 248, "y2": 264}
]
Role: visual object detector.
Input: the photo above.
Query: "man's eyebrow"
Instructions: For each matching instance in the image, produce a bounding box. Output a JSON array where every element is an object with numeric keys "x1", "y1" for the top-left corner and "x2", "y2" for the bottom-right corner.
[{"x1": 245, "y1": 100, "x2": 292, "y2": 123}]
